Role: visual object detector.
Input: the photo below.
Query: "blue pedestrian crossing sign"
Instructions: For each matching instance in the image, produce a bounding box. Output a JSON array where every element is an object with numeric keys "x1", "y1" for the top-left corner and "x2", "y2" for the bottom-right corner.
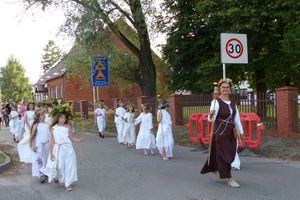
[{"x1": 92, "y1": 56, "x2": 109, "y2": 86}]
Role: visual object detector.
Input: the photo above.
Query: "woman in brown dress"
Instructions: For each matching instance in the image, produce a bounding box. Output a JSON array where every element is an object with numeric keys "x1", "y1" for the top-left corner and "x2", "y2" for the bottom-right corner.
[{"x1": 201, "y1": 79, "x2": 243, "y2": 188}]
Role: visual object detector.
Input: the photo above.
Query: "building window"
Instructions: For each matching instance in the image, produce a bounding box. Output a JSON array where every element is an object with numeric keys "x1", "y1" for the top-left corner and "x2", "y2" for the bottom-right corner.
[
  {"x1": 55, "y1": 86, "x2": 58, "y2": 99},
  {"x1": 49, "y1": 86, "x2": 52, "y2": 99},
  {"x1": 52, "y1": 87, "x2": 55, "y2": 99},
  {"x1": 60, "y1": 84, "x2": 63, "y2": 99}
]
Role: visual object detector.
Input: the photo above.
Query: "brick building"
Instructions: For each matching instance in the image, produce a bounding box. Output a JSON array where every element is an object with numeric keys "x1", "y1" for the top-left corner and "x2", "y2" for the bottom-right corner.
[{"x1": 34, "y1": 44, "x2": 166, "y2": 109}]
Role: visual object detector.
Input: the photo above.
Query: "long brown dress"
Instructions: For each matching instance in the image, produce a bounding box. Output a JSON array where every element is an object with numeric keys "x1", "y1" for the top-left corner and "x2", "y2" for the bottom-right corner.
[{"x1": 201, "y1": 98, "x2": 237, "y2": 179}]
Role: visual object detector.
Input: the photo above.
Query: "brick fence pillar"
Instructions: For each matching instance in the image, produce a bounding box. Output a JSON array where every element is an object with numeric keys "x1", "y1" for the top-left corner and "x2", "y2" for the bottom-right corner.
[
  {"x1": 275, "y1": 86, "x2": 298, "y2": 137},
  {"x1": 169, "y1": 94, "x2": 183, "y2": 126}
]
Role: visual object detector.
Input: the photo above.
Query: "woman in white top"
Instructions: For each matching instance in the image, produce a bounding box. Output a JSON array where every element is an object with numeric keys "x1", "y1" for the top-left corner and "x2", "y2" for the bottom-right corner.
[
  {"x1": 17, "y1": 102, "x2": 35, "y2": 163},
  {"x1": 156, "y1": 101, "x2": 174, "y2": 160},
  {"x1": 30, "y1": 109, "x2": 51, "y2": 183},
  {"x1": 44, "y1": 113, "x2": 84, "y2": 191},
  {"x1": 135, "y1": 104, "x2": 156, "y2": 155},
  {"x1": 95, "y1": 101, "x2": 106, "y2": 138},
  {"x1": 122, "y1": 104, "x2": 136, "y2": 148}
]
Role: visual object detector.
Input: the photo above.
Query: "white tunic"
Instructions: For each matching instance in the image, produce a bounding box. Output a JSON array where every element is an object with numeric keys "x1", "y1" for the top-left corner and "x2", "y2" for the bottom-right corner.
[
  {"x1": 95, "y1": 108, "x2": 106, "y2": 132},
  {"x1": 135, "y1": 113, "x2": 155, "y2": 150},
  {"x1": 45, "y1": 113, "x2": 52, "y2": 126},
  {"x1": 115, "y1": 107, "x2": 126, "y2": 143},
  {"x1": 17, "y1": 110, "x2": 34, "y2": 163},
  {"x1": 9, "y1": 117, "x2": 24, "y2": 141},
  {"x1": 122, "y1": 112, "x2": 136, "y2": 145},
  {"x1": 32, "y1": 123, "x2": 51, "y2": 177},
  {"x1": 156, "y1": 109, "x2": 174, "y2": 158},
  {"x1": 24, "y1": 111, "x2": 35, "y2": 134},
  {"x1": 44, "y1": 125, "x2": 78, "y2": 187}
]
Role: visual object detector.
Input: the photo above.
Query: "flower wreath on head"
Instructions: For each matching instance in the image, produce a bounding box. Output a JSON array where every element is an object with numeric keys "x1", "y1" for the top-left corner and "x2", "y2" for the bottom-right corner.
[
  {"x1": 33, "y1": 108, "x2": 44, "y2": 121},
  {"x1": 218, "y1": 78, "x2": 234, "y2": 87},
  {"x1": 50, "y1": 103, "x2": 74, "y2": 121}
]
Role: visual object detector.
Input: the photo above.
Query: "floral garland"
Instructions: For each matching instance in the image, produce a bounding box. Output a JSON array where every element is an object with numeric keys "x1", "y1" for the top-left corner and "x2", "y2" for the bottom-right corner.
[
  {"x1": 218, "y1": 78, "x2": 233, "y2": 87},
  {"x1": 50, "y1": 103, "x2": 74, "y2": 121}
]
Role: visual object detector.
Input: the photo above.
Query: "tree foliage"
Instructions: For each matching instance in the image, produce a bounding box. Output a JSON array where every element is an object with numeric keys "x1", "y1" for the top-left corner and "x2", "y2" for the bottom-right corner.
[
  {"x1": 63, "y1": 19, "x2": 141, "y2": 88},
  {"x1": 41, "y1": 40, "x2": 62, "y2": 73},
  {"x1": 25, "y1": 0, "x2": 158, "y2": 97},
  {"x1": 0, "y1": 57, "x2": 33, "y2": 102},
  {"x1": 160, "y1": 0, "x2": 300, "y2": 93}
]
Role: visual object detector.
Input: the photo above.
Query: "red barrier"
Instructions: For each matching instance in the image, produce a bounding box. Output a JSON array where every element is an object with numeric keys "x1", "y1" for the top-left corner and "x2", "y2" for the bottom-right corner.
[
  {"x1": 185, "y1": 113, "x2": 203, "y2": 144},
  {"x1": 198, "y1": 114, "x2": 211, "y2": 145},
  {"x1": 240, "y1": 112, "x2": 265, "y2": 149},
  {"x1": 186, "y1": 112, "x2": 265, "y2": 149}
]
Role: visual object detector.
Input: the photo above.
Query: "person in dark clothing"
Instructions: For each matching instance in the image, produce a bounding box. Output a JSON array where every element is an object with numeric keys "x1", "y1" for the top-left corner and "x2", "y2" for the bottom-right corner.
[
  {"x1": 3, "y1": 101, "x2": 13, "y2": 127},
  {"x1": 200, "y1": 79, "x2": 244, "y2": 188}
]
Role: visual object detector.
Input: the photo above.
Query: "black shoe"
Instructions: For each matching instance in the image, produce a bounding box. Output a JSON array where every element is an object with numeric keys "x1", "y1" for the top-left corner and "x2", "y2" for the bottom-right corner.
[
  {"x1": 102, "y1": 134, "x2": 105, "y2": 139},
  {"x1": 40, "y1": 175, "x2": 47, "y2": 183},
  {"x1": 98, "y1": 132, "x2": 102, "y2": 138}
]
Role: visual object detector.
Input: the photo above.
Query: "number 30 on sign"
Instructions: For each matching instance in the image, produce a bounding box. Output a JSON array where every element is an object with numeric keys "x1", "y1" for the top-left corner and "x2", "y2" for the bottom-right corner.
[{"x1": 221, "y1": 33, "x2": 248, "y2": 64}]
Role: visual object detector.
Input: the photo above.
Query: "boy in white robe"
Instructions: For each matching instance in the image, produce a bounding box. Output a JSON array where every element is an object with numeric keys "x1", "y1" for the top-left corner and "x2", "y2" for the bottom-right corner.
[{"x1": 95, "y1": 101, "x2": 106, "y2": 138}]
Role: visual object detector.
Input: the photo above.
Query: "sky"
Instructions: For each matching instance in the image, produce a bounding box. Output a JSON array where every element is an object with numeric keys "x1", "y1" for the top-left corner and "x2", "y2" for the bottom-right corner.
[
  {"x1": 0, "y1": 1, "x2": 75, "y2": 84},
  {"x1": 0, "y1": 1, "x2": 166, "y2": 85}
]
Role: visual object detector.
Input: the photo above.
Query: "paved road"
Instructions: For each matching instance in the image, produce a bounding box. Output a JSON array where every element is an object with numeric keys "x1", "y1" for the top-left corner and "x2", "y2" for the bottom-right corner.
[{"x1": 1, "y1": 127, "x2": 300, "y2": 200}]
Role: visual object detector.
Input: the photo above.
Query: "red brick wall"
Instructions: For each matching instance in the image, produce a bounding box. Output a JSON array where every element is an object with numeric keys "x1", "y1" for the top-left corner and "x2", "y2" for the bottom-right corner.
[{"x1": 64, "y1": 76, "x2": 93, "y2": 102}]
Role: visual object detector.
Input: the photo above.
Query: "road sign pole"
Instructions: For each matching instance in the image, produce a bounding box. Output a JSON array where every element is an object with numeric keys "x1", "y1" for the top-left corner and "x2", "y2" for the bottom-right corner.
[
  {"x1": 222, "y1": 63, "x2": 226, "y2": 79},
  {"x1": 93, "y1": 86, "x2": 96, "y2": 123},
  {"x1": 96, "y1": 87, "x2": 99, "y2": 100}
]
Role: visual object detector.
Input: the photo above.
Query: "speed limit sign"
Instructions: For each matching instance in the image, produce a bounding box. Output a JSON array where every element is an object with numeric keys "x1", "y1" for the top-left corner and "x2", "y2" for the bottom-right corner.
[{"x1": 221, "y1": 33, "x2": 248, "y2": 64}]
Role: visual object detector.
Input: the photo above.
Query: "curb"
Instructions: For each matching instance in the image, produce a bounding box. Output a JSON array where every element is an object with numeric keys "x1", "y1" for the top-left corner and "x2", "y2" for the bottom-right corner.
[{"x1": 0, "y1": 151, "x2": 11, "y2": 172}]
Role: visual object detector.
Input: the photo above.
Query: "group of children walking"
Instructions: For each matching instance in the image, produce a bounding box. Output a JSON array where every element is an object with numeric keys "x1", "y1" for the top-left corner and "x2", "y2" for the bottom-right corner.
[
  {"x1": 95, "y1": 99, "x2": 174, "y2": 160},
  {"x1": 9, "y1": 98, "x2": 174, "y2": 192},
  {"x1": 9, "y1": 102, "x2": 83, "y2": 191}
]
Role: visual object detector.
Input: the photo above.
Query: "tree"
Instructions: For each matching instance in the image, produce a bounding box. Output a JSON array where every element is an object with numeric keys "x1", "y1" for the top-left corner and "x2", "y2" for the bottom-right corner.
[
  {"x1": 160, "y1": 0, "x2": 300, "y2": 94},
  {"x1": 41, "y1": 40, "x2": 62, "y2": 73},
  {"x1": 63, "y1": 20, "x2": 168, "y2": 94},
  {"x1": 25, "y1": 0, "x2": 158, "y2": 97},
  {"x1": 0, "y1": 56, "x2": 33, "y2": 102}
]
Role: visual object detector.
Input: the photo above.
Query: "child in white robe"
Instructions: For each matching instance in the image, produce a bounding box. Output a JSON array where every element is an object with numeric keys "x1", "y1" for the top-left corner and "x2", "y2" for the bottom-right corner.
[
  {"x1": 115, "y1": 100, "x2": 126, "y2": 143},
  {"x1": 43, "y1": 103, "x2": 52, "y2": 126},
  {"x1": 95, "y1": 101, "x2": 106, "y2": 138},
  {"x1": 135, "y1": 104, "x2": 156, "y2": 155},
  {"x1": 156, "y1": 101, "x2": 174, "y2": 160},
  {"x1": 17, "y1": 103, "x2": 35, "y2": 164},
  {"x1": 9, "y1": 109, "x2": 24, "y2": 143},
  {"x1": 44, "y1": 113, "x2": 83, "y2": 191},
  {"x1": 30, "y1": 109, "x2": 51, "y2": 183},
  {"x1": 122, "y1": 104, "x2": 136, "y2": 148}
]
